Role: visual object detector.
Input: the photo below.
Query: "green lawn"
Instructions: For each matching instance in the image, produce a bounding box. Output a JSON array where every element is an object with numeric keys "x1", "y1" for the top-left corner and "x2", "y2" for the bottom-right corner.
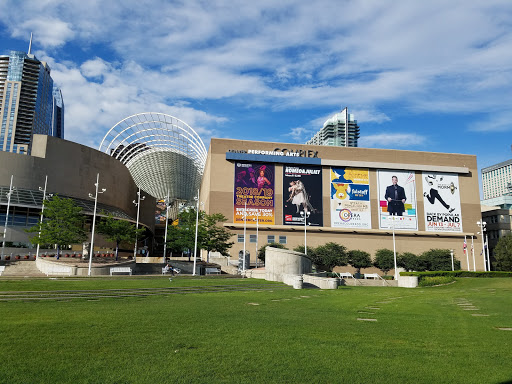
[{"x1": 0, "y1": 277, "x2": 511, "y2": 383}]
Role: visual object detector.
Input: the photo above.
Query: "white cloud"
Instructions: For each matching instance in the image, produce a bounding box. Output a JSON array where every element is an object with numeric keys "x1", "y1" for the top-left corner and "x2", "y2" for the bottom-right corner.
[
  {"x1": 1, "y1": 0, "x2": 512, "y2": 148},
  {"x1": 359, "y1": 133, "x2": 427, "y2": 149}
]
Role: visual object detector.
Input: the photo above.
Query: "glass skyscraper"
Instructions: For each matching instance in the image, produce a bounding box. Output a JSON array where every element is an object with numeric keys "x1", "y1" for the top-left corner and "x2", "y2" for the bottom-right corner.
[
  {"x1": 306, "y1": 107, "x2": 359, "y2": 147},
  {"x1": 0, "y1": 50, "x2": 64, "y2": 155}
]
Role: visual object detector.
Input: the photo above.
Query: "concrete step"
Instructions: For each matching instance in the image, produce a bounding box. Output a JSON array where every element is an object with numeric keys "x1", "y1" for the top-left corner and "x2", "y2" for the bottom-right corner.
[{"x1": 1, "y1": 261, "x2": 46, "y2": 277}]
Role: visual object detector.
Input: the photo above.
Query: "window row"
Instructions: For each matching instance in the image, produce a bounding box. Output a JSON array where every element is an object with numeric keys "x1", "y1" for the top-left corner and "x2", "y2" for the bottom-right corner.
[{"x1": 237, "y1": 234, "x2": 287, "y2": 244}]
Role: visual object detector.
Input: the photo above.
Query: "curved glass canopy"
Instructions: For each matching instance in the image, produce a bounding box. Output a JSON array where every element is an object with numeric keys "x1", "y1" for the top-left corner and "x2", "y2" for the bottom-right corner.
[{"x1": 99, "y1": 112, "x2": 207, "y2": 201}]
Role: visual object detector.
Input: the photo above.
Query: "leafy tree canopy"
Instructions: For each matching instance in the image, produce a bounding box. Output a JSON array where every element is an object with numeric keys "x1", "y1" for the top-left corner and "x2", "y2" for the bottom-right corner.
[
  {"x1": 26, "y1": 196, "x2": 87, "y2": 258},
  {"x1": 96, "y1": 213, "x2": 145, "y2": 260},
  {"x1": 494, "y1": 235, "x2": 512, "y2": 271},
  {"x1": 373, "y1": 248, "x2": 395, "y2": 275},
  {"x1": 348, "y1": 250, "x2": 372, "y2": 274},
  {"x1": 420, "y1": 249, "x2": 460, "y2": 271}
]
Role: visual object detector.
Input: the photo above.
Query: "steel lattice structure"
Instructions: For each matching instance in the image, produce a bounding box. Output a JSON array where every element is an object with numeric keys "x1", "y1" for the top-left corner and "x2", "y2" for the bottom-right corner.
[{"x1": 99, "y1": 113, "x2": 207, "y2": 201}]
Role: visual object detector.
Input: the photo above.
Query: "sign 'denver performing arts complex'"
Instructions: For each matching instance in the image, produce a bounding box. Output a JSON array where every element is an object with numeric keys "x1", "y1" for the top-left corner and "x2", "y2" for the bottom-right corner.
[{"x1": 199, "y1": 138, "x2": 483, "y2": 271}]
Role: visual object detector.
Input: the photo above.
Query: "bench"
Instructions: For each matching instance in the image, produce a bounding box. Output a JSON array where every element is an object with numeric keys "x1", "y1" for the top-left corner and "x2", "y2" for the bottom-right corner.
[
  {"x1": 110, "y1": 267, "x2": 132, "y2": 276},
  {"x1": 336, "y1": 272, "x2": 355, "y2": 279},
  {"x1": 364, "y1": 273, "x2": 383, "y2": 280},
  {"x1": 0, "y1": 266, "x2": 5, "y2": 276},
  {"x1": 205, "y1": 267, "x2": 221, "y2": 275}
]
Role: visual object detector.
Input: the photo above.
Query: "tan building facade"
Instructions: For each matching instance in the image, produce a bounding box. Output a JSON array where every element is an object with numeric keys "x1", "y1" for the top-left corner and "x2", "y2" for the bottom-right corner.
[{"x1": 200, "y1": 138, "x2": 484, "y2": 271}]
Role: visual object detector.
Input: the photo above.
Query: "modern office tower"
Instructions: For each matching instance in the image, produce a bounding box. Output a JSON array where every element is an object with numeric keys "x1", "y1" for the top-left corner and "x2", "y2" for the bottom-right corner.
[
  {"x1": 306, "y1": 107, "x2": 360, "y2": 147},
  {"x1": 52, "y1": 86, "x2": 64, "y2": 139},
  {"x1": 482, "y1": 158, "x2": 512, "y2": 200},
  {"x1": 0, "y1": 48, "x2": 64, "y2": 155}
]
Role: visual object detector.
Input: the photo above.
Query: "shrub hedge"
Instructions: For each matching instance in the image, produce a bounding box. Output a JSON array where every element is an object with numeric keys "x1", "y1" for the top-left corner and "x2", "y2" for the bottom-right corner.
[
  {"x1": 400, "y1": 270, "x2": 512, "y2": 280},
  {"x1": 419, "y1": 275, "x2": 456, "y2": 287}
]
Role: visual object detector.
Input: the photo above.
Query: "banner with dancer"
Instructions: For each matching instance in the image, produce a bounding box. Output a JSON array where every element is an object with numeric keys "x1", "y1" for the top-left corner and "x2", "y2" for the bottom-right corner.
[
  {"x1": 377, "y1": 170, "x2": 418, "y2": 230},
  {"x1": 283, "y1": 165, "x2": 323, "y2": 226},
  {"x1": 330, "y1": 167, "x2": 371, "y2": 229},
  {"x1": 234, "y1": 162, "x2": 275, "y2": 225},
  {"x1": 422, "y1": 172, "x2": 462, "y2": 232}
]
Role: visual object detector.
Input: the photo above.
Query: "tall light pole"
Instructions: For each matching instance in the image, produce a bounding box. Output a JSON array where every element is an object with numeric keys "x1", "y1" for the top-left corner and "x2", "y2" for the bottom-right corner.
[
  {"x1": 254, "y1": 212, "x2": 259, "y2": 268},
  {"x1": 477, "y1": 221, "x2": 487, "y2": 271},
  {"x1": 36, "y1": 176, "x2": 53, "y2": 260},
  {"x1": 88, "y1": 173, "x2": 106, "y2": 276},
  {"x1": 243, "y1": 201, "x2": 248, "y2": 270},
  {"x1": 392, "y1": 216, "x2": 398, "y2": 280},
  {"x1": 300, "y1": 210, "x2": 311, "y2": 256},
  {"x1": 162, "y1": 191, "x2": 170, "y2": 264},
  {"x1": 193, "y1": 189, "x2": 203, "y2": 276},
  {"x1": 1, "y1": 175, "x2": 15, "y2": 258},
  {"x1": 132, "y1": 187, "x2": 145, "y2": 262},
  {"x1": 485, "y1": 232, "x2": 491, "y2": 271}
]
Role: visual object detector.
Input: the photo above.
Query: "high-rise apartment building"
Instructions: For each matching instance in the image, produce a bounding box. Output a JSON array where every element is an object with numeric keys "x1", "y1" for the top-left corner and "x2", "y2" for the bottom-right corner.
[
  {"x1": 0, "y1": 49, "x2": 64, "y2": 155},
  {"x1": 482, "y1": 158, "x2": 512, "y2": 200},
  {"x1": 306, "y1": 107, "x2": 359, "y2": 147}
]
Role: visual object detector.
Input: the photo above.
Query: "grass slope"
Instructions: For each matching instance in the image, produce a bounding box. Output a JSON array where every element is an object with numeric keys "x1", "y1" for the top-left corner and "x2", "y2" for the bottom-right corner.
[{"x1": 0, "y1": 277, "x2": 511, "y2": 383}]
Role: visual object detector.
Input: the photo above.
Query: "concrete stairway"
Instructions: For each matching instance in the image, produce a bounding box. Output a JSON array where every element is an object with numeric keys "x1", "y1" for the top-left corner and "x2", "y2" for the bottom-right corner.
[{"x1": 1, "y1": 261, "x2": 46, "y2": 277}]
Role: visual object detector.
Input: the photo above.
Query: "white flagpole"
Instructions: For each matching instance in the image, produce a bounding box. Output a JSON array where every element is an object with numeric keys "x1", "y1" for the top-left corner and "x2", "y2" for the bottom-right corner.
[
  {"x1": 465, "y1": 235, "x2": 469, "y2": 271},
  {"x1": 471, "y1": 236, "x2": 476, "y2": 272}
]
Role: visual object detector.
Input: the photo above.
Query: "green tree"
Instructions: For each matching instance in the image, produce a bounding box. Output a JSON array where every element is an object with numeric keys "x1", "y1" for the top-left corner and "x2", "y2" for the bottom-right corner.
[
  {"x1": 259, "y1": 243, "x2": 288, "y2": 263},
  {"x1": 165, "y1": 208, "x2": 206, "y2": 257},
  {"x1": 26, "y1": 196, "x2": 87, "y2": 259},
  {"x1": 294, "y1": 243, "x2": 348, "y2": 271},
  {"x1": 420, "y1": 249, "x2": 461, "y2": 271},
  {"x1": 202, "y1": 213, "x2": 234, "y2": 257},
  {"x1": 96, "y1": 213, "x2": 145, "y2": 260},
  {"x1": 314, "y1": 242, "x2": 348, "y2": 271},
  {"x1": 493, "y1": 235, "x2": 512, "y2": 271},
  {"x1": 348, "y1": 250, "x2": 372, "y2": 276},
  {"x1": 398, "y1": 252, "x2": 420, "y2": 272},
  {"x1": 373, "y1": 248, "x2": 395, "y2": 275},
  {"x1": 166, "y1": 209, "x2": 234, "y2": 259}
]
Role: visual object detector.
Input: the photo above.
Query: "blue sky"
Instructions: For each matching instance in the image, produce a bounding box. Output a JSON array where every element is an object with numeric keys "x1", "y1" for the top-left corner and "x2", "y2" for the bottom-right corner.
[{"x1": 1, "y1": 0, "x2": 511, "y2": 178}]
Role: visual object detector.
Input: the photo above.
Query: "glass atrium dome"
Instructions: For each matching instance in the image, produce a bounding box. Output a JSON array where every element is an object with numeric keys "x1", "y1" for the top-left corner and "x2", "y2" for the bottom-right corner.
[{"x1": 99, "y1": 113, "x2": 207, "y2": 201}]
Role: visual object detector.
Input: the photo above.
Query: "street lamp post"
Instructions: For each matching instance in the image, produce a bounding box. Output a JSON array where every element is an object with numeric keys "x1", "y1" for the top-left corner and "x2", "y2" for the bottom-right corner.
[
  {"x1": 485, "y1": 232, "x2": 491, "y2": 271},
  {"x1": 1, "y1": 175, "x2": 15, "y2": 259},
  {"x1": 254, "y1": 212, "x2": 259, "y2": 268},
  {"x1": 193, "y1": 189, "x2": 203, "y2": 276},
  {"x1": 162, "y1": 191, "x2": 170, "y2": 264},
  {"x1": 132, "y1": 187, "x2": 145, "y2": 262},
  {"x1": 243, "y1": 201, "x2": 247, "y2": 270},
  {"x1": 88, "y1": 173, "x2": 106, "y2": 276},
  {"x1": 392, "y1": 216, "x2": 398, "y2": 280},
  {"x1": 300, "y1": 210, "x2": 311, "y2": 256},
  {"x1": 477, "y1": 221, "x2": 487, "y2": 271},
  {"x1": 36, "y1": 176, "x2": 53, "y2": 260}
]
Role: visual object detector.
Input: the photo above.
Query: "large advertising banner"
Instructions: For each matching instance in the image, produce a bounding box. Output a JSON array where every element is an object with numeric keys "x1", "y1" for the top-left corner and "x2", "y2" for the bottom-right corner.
[
  {"x1": 378, "y1": 170, "x2": 418, "y2": 230},
  {"x1": 330, "y1": 167, "x2": 371, "y2": 229},
  {"x1": 283, "y1": 165, "x2": 323, "y2": 226},
  {"x1": 422, "y1": 172, "x2": 462, "y2": 232},
  {"x1": 234, "y1": 162, "x2": 275, "y2": 225}
]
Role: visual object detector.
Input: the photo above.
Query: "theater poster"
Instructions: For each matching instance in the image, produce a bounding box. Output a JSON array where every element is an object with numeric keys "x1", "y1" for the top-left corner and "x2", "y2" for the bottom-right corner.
[
  {"x1": 234, "y1": 162, "x2": 275, "y2": 225},
  {"x1": 377, "y1": 170, "x2": 418, "y2": 230},
  {"x1": 330, "y1": 167, "x2": 371, "y2": 229},
  {"x1": 422, "y1": 172, "x2": 462, "y2": 232},
  {"x1": 283, "y1": 165, "x2": 323, "y2": 226}
]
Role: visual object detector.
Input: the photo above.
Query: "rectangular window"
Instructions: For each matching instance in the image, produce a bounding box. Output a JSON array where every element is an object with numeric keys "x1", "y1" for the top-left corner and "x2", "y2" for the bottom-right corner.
[
  {"x1": 237, "y1": 234, "x2": 244, "y2": 243},
  {"x1": 267, "y1": 235, "x2": 275, "y2": 243},
  {"x1": 249, "y1": 234, "x2": 257, "y2": 243},
  {"x1": 279, "y1": 236, "x2": 287, "y2": 244}
]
